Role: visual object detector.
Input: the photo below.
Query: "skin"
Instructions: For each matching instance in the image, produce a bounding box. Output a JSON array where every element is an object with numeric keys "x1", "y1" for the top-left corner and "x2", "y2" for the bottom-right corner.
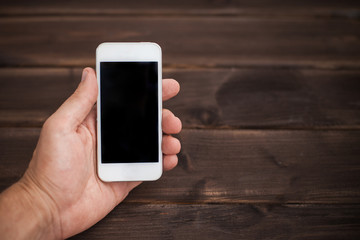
[{"x1": 0, "y1": 68, "x2": 182, "y2": 239}]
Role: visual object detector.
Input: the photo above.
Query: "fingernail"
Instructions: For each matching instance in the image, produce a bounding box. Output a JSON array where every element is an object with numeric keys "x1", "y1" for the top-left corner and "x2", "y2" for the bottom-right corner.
[{"x1": 81, "y1": 69, "x2": 88, "y2": 82}]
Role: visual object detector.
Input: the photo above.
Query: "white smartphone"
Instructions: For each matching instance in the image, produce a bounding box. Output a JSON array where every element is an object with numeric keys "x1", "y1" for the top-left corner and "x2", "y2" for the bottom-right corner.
[{"x1": 96, "y1": 42, "x2": 162, "y2": 182}]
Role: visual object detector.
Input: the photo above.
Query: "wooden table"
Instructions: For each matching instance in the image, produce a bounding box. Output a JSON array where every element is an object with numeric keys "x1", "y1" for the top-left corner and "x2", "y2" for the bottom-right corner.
[{"x1": 1, "y1": 1, "x2": 360, "y2": 239}]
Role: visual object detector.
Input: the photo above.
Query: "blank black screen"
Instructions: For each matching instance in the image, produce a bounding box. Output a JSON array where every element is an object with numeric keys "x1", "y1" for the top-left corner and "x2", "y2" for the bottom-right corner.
[{"x1": 100, "y1": 62, "x2": 159, "y2": 163}]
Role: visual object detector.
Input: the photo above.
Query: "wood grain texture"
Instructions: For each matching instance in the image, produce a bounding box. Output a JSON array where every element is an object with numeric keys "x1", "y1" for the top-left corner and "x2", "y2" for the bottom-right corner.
[
  {"x1": 167, "y1": 69, "x2": 360, "y2": 129},
  {"x1": 1, "y1": 68, "x2": 360, "y2": 129},
  {"x1": 70, "y1": 204, "x2": 360, "y2": 239},
  {"x1": 1, "y1": 128, "x2": 360, "y2": 203},
  {"x1": 0, "y1": 68, "x2": 79, "y2": 127},
  {"x1": 0, "y1": 128, "x2": 38, "y2": 189},
  {"x1": 0, "y1": 1, "x2": 359, "y2": 238},
  {"x1": 0, "y1": 17, "x2": 359, "y2": 68},
  {"x1": 0, "y1": 0, "x2": 359, "y2": 18}
]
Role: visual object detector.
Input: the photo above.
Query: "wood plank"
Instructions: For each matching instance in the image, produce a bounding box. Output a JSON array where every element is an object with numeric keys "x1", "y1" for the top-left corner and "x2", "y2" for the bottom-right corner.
[
  {"x1": 168, "y1": 69, "x2": 360, "y2": 129},
  {"x1": 136, "y1": 129, "x2": 360, "y2": 204},
  {"x1": 1, "y1": 128, "x2": 360, "y2": 203},
  {"x1": 0, "y1": 17, "x2": 359, "y2": 68},
  {"x1": 70, "y1": 204, "x2": 360, "y2": 239},
  {"x1": 0, "y1": 128, "x2": 38, "y2": 189},
  {"x1": 0, "y1": 0, "x2": 359, "y2": 18},
  {"x1": 1, "y1": 68, "x2": 360, "y2": 129},
  {"x1": 0, "y1": 68, "x2": 79, "y2": 127}
]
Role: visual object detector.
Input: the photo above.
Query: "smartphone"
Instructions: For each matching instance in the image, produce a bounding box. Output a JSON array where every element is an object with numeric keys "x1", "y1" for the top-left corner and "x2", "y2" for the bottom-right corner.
[{"x1": 96, "y1": 42, "x2": 162, "y2": 181}]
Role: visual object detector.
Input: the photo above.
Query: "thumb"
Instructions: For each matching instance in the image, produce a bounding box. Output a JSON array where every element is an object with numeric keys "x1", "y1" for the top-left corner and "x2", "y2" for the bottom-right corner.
[{"x1": 54, "y1": 67, "x2": 98, "y2": 128}]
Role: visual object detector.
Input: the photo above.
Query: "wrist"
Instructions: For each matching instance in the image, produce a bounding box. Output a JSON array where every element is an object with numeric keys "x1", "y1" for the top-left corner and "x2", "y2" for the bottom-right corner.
[{"x1": 0, "y1": 172, "x2": 61, "y2": 239}]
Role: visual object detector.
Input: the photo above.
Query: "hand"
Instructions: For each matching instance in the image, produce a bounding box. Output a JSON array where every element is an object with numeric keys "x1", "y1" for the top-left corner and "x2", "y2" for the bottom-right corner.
[{"x1": 0, "y1": 68, "x2": 182, "y2": 239}]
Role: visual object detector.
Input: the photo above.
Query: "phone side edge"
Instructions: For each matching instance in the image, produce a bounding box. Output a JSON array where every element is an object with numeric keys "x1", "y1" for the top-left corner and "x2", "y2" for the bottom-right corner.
[{"x1": 96, "y1": 45, "x2": 103, "y2": 181}]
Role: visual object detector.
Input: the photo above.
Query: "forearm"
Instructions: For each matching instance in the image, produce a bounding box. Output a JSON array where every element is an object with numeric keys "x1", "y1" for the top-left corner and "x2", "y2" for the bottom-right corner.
[{"x1": 0, "y1": 175, "x2": 60, "y2": 239}]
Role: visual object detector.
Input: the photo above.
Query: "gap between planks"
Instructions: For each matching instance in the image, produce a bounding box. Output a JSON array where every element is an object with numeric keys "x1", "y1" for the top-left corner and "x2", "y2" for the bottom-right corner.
[
  {"x1": 1, "y1": 65, "x2": 360, "y2": 71},
  {"x1": 0, "y1": 12, "x2": 359, "y2": 20}
]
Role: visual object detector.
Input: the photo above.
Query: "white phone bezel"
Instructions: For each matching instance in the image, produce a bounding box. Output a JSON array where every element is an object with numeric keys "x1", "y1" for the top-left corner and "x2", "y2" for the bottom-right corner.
[{"x1": 96, "y1": 42, "x2": 162, "y2": 182}]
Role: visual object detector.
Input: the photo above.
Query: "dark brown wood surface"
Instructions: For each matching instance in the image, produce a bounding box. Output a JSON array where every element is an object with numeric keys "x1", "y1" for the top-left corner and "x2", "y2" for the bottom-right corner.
[
  {"x1": 0, "y1": 0, "x2": 359, "y2": 239},
  {"x1": 2, "y1": 128, "x2": 360, "y2": 204},
  {"x1": 69, "y1": 204, "x2": 360, "y2": 240},
  {"x1": 2, "y1": 68, "x2": 360, "y2": 128},
  {"x1": 0, "y1": 17, "x2": 359, "y2": 69},
  {"x1": 0, "y1": 0, "x2": 359, "y2": 17}
]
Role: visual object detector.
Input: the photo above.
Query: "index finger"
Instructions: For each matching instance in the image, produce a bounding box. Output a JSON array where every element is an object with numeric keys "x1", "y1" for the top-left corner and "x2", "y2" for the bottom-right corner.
[{"x1": 163, "y1": 79, "x2": 180, "y2": 101}]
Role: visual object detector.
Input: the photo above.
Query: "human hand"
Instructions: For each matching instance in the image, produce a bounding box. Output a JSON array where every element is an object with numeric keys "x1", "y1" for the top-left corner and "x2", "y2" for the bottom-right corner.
[{"x1": 0, "y1": 68, "x2": 182, "y2": 239}]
